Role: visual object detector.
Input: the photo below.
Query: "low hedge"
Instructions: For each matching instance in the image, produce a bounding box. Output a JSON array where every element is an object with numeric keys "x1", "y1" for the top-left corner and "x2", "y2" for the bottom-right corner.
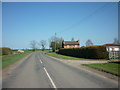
[
  {"x1": 2, "y1": 47, "x2": 12, "y2": 55},
  {"x1": 58, "y1": 46, "x2": 108, "y2": 59}
]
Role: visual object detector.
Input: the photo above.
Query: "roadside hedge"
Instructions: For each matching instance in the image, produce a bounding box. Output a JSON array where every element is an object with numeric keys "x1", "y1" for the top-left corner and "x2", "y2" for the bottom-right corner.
[
  {"x1": 58, "y1": 46, "x2": 108, "y2": 59},
  {"x1": 2, "y1": 48, "x2": 12, "y2": 55}
]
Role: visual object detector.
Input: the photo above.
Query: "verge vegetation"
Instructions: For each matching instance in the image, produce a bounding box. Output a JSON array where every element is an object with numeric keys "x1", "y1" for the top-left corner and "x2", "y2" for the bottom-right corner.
[
  {"x1": 83, "y1": 63, "x2": 119, "y2": 76},
  {"x1": 46, "y1": 52, "x2": 105, "y2": 60},
  {"x1": 1, "y1": 50, "x2": 33, "y2": 69}
]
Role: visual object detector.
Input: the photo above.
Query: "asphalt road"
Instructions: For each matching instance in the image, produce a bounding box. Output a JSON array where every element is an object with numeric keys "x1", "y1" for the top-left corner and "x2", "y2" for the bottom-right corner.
[{"x1": 2, "y1": 52, "x2": 118, "y2": 88}]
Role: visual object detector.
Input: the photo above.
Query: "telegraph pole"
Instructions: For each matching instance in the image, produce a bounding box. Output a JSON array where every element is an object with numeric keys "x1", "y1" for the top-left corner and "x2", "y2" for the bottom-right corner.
[{"x1": 55, "y1": 33, "x2": 57, "y2": 51}]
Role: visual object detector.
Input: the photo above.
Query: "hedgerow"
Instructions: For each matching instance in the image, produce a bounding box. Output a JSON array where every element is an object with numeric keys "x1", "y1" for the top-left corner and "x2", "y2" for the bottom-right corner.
[
  {"x1": 2, "y1": 47, "x2": 12, "y2": 55},
  {"x1": 58, "y1": 46, "x2": 108, "y2": 59}
]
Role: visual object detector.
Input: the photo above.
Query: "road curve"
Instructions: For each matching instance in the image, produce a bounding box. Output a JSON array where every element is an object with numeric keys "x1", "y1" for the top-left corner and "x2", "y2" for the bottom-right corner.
[{"x1": 2, "y1": 52, "x2": 118, "y2": 88}]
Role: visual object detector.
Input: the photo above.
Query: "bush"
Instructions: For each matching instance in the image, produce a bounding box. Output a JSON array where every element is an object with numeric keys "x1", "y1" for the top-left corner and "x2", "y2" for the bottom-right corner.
[
  {"x1": 58, "y1": 46, "x2": 108, "y2": 59},
  {"x1": 2, "y1": 48, "x2": 12, "y2": 55}
]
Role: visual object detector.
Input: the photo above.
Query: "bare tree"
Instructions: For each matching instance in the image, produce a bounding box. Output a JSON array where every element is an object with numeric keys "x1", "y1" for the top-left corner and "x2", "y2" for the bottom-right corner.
[
  {"x1": 30, "y1": 40, "x2": 37, "y2": 51},
  {"x1": 49, "y1": 36, "x2": 63, "y2": 52},
  {"x1": 71, "y1": 37, "x2": 75, "y2": 41},
  {"x1": 86, "y1": 39, "x2": 93, "y2": 46},
  {"x1": 113, "y1": 38, "x2": 119, "y2": 44},
  {"x1": 39, "y1": 40, "x2": 46, "y2": 51}
]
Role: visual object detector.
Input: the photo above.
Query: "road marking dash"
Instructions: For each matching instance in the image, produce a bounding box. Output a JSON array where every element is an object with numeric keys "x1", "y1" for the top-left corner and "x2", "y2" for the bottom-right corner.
[
  {"x1": 44, "y1": 67, "x2": 57, "y2": 89},
  {"x1": 39, "y1": 60, "x2": 43, "y2": 64}
]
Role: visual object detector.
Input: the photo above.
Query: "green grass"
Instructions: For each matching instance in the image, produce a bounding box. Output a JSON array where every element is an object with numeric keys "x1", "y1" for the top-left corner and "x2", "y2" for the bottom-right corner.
[
  {"x1": 1, "y1": 50, "x2": 33, "y2": 69},
  {"x1": 0, "y1": 56, "x2": 2, "y2": 69},
  {"x1": 0, "y1": 49, "x2": 2, "y2": 56},
  {"x1": 46, "y1": 52, "x2": 101, "y2": 60},
  {"x1": 83, "y1": 63, "x2": 119, "y2": 76}
]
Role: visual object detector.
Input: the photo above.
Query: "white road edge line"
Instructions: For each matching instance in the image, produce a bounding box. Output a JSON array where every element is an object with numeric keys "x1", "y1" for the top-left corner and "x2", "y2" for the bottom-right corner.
[
  {"x1": 44, "y1": 67, "x2": 57, "y2": 89},
  {"x1": 39, "y1": 60, "x2": 43, "y2": 63}
]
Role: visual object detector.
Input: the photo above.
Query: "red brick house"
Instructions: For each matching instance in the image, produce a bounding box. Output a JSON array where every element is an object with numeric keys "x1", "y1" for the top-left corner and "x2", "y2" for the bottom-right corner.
[{"x1": 62, "y1": 40, "x2": 80, "y2": 48}]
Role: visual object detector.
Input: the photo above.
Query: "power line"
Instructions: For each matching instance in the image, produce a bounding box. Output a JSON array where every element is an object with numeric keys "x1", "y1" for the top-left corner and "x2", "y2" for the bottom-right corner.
[{"x1": 56, "y1": 3, "x2": 110, "y2": 35}]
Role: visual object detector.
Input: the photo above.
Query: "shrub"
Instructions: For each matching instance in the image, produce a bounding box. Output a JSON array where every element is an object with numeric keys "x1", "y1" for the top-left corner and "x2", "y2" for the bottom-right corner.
[
  {"x1": 2, "y1": 47, "x2": 12, "y2": 55},
  {"x1": 58, "y1": 46, "x2": 108, "y2": 59}
]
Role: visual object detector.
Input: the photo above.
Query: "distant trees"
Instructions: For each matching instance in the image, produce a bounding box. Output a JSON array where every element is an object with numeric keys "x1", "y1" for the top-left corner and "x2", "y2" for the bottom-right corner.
[
  {"x1": 86, "y1": 39, "x2": 93, "y2": 46},
  {"x1": 30, "y1": 40, "x2": 47, "y2": 51},
  {"x1": 30, "y1": 40, "x2": 37, "y2": 51},
  {"x1": 39, "y1": 40, "x2": 46, "y2": 51},
  {"x1": 49, "y1": 36, "x2": 63, "y2": 52}
]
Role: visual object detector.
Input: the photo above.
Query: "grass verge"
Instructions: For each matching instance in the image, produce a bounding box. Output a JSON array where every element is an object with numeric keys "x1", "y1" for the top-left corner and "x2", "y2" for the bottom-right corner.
[
  {"x1": 82, "y1": 63, "x2": 119, "y2": 76},
  {"x1": 46, "y1": 52, "x2": 103, "y2": 60},
  {"x1": 1, "y1": 50, "x2": 33, "y2": 69}
]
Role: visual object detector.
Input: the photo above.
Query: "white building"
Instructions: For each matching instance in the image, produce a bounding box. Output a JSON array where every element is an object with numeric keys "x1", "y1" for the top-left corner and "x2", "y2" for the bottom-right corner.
[
  {"x1": 104, "y1": 44, "x2": 120, "y2": 59},
  {"x1": 18, "y1": 49, "x2": 24, "y2": 54}
]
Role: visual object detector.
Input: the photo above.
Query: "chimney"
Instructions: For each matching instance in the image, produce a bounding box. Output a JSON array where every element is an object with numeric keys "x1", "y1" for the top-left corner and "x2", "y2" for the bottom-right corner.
[
  {"x1": 77, "y1": 40, "x2": 80, "y2": 43},
  {"x1": 77, "y1": 40, "x2": 80, "y2": 47}
]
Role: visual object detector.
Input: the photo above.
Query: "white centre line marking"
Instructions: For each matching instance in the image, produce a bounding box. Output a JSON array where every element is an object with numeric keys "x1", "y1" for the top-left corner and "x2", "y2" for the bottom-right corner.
[
  {"x1": 44, "y1": 67, "x2": 57, "y2": 89},
  {"x1": 39, "y1": 60, "x2": 43, "y2": 64}
]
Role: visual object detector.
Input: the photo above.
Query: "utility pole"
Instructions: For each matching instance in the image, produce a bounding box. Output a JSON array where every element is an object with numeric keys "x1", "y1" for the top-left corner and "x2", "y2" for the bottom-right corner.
[{"x1": 55, "y1": 33, "x2": 57, "y2": 51}]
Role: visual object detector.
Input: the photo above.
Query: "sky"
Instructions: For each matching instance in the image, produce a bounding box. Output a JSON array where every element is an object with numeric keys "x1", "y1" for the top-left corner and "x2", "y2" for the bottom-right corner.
[{"x1": 2, "y1": 2, "x2": 118, "y2": 49}]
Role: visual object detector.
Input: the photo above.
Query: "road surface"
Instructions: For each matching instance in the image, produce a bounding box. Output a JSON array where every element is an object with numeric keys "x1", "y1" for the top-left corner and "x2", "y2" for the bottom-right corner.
[{"x1": 2, "y1": 52, "x2": 118, "y2": 88}]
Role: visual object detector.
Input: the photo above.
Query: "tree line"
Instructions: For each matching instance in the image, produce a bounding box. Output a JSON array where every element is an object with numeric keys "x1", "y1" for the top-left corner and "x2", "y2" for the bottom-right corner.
[
  {"x1": 30, "y1": 36, "x2": 63, "y2": 51},
  {"x1": 30, "y1": 37, "x2": 119, "y2": 51},
  {"x1": 30, "y1": 40, "x2": 47, "y2": 51}
]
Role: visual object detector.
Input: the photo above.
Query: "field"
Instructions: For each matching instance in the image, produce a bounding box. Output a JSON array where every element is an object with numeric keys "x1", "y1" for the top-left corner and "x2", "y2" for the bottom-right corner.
[{"x1": 83, "y1": 63, "x2": 119, "y2": 76}]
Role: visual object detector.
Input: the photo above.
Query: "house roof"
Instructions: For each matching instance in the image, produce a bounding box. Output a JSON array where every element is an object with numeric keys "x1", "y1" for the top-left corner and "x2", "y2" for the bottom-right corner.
[
  {"x1": 104, "y1": 44, "x2": 120, "y2": 46},
  {"x1": 63, "y1": 40, "x2": 80, "y2": 45}
]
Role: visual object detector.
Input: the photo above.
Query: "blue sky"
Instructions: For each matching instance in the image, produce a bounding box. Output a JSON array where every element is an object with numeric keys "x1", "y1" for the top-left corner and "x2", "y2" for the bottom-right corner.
[{"x1": 2, "y1": 2, "x2": 118, "y2": 49}]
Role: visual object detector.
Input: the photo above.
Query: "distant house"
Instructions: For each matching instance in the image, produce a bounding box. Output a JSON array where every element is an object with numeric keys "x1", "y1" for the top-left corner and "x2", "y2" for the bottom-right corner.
[
  {"x1": 62, "y1": 40, "x2": 80, "y2": 48},
  {"x1": 104, "y1": 44, "x2": 120, "y2": 59}
]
